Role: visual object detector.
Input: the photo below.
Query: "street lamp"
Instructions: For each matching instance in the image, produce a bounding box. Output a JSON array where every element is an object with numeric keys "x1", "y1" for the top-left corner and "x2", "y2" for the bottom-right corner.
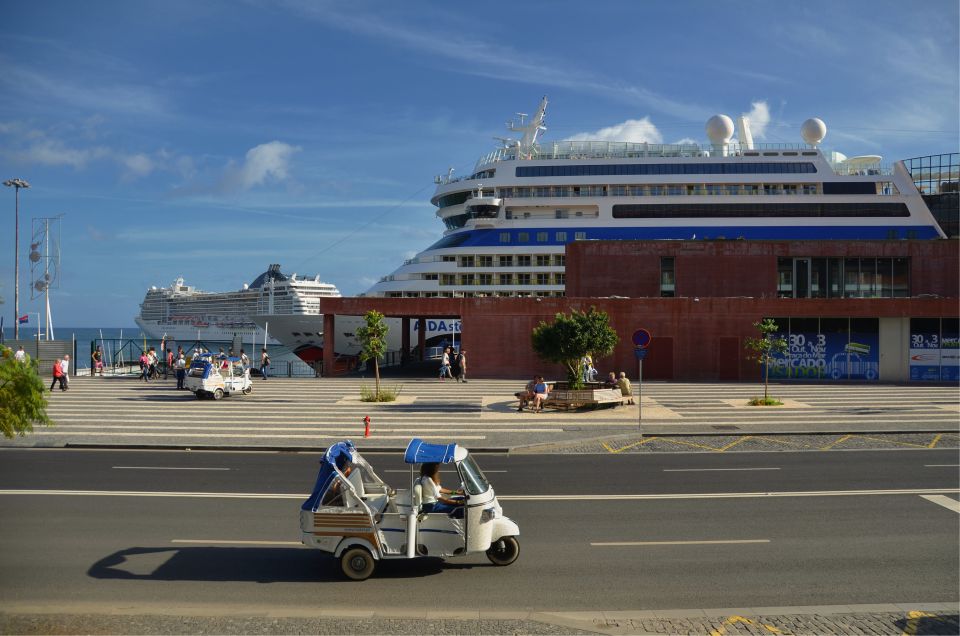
[{"x1": 3, "y1": 178, "x2": 30, "y2": 340}]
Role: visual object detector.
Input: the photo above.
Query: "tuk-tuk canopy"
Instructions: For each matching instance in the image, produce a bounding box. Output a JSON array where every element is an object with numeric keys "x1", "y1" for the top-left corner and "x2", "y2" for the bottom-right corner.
[
  {"x1": 404, "y1": 438, "x2": 462, "y2": 464},
  {"x1": 301, "y1": 440, "x2": 357, "y2": 512}
]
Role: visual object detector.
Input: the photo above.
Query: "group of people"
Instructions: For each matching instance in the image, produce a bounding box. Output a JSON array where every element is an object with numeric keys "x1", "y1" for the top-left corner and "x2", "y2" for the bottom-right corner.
[
  {"x1": 49, "y1": 354, "x2": 71, "y2": 391},
  {"x1": 438, "y1": 346, "x2": 467, "y2": 383},
  {"x1": 515, "y1": 375, "x2": 550, "y2": 412}
]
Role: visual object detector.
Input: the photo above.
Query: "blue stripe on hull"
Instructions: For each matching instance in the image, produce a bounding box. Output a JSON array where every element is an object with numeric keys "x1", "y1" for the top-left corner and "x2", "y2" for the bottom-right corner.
[{"x1": 438, "y1": 225, "x2": 942, "y2": 248}]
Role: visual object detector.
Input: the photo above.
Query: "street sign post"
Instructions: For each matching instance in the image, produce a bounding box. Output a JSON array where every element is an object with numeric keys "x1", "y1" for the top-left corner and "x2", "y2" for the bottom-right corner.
[{"x1": 632, "y1": 329, "x2": 652, "y2": 432}]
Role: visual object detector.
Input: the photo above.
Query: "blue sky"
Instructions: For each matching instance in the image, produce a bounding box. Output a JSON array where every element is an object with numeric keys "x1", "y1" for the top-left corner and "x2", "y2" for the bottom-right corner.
[{"x1": 0, "y1": 0, "x2": 957, "y2": 327}]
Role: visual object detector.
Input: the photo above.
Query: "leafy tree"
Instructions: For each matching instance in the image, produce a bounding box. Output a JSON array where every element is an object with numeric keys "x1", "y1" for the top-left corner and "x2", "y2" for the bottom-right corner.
[
  {"x1": 531, "y1": 307, "x2": 619, "y2": 389},
  {"x1": 356, "y1": 310, "x2": 389, "y2": 401},
  {"x1": 744, "y1": 318, "x2": 789, "y2": 403},
  {"x1": 0, "y1": 346, "x2": 51, "y2": 438}
]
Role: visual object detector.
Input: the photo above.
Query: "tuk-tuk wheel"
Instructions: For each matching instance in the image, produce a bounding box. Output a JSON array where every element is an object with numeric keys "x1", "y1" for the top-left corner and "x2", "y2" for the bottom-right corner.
[
  {"x1": 242, "y1": 386, "x2": 252, "y2": 395},
  {"x1": 213, "y1": 388, "x2": 224, "y2": 400},
  {"x1": 486, "y1": 536, "x2": 519, "y2": 566},
  {"x1": 340, "y1": 546, "x2": 375, "y2": 580}
]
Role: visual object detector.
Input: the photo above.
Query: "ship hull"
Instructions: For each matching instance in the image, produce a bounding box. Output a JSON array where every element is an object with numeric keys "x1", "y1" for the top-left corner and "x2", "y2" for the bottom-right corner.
[{"x1": 134, "y1": 317, "x2": 282, "y2": 346}]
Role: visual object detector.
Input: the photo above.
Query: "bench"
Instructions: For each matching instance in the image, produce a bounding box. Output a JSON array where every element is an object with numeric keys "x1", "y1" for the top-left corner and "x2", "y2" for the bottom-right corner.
[{"x1": 543, "y1": 387, "x2": 629, "y2": 411}]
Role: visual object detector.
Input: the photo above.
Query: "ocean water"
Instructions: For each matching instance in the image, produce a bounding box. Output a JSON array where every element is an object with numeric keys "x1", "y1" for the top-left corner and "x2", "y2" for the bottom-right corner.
[{"x1": 1, "y1": 326, "x2": 281, "y2": 369}]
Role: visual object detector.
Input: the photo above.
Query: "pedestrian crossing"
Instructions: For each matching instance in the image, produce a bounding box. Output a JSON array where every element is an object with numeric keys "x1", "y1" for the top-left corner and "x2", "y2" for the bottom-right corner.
[{"x1": 4, "y1": 376, "x2": 957, "y2": 449}]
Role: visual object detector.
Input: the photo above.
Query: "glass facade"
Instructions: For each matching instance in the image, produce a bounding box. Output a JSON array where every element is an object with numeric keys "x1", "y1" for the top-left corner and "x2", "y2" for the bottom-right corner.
[
  {"x1": 903, "y1": 153, "x2": 959, "y2": 238},
  {"x1": 767, "y1": 317, "x2": 880, "y2": 381},
  {"x1": 777, "y1": 257, "x2": 910, "y2": 298}
]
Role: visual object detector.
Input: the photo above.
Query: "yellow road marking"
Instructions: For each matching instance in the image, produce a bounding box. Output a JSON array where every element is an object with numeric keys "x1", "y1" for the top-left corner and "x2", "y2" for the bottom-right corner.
[
  {"x1": 718, "y1": 436, "x2": 752, "y2": 452},
  {"x1": 659, "y1": 437, "x2": 729, "y2": 452},
  {"x1": 602, "y1": 437, "x2": 660, "y2": 454},
  {"x1": 928, "y1": 433, "x2": 943, "y2": 449},
  {"x1": 752, "y1": 436, "x2": 814, "y2": 449},
  {"x1": 710, "y1": 615, "x2": 782, "y2": 636},
  {"x1": 902, "y1": 610, "x2": 940, "y2": 636},
  {"x1": 856, "y1": 434, "x2": 930, "y2": 449},
  {"x1": 820, "y1": 434, "x2": 853, "y2": 450}
]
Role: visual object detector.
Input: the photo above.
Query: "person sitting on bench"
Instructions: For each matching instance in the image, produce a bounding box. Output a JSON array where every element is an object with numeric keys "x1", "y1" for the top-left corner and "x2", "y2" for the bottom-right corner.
[
  {"x1": 515, "y1": 376, "x2": 537, "y2": 411},
  {"x1": 531, "y1": 376, "x2": 549, "y2": 412}
]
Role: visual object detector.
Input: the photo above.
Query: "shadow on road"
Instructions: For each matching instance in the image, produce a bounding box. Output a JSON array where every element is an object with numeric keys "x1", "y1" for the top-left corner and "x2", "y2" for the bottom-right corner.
[{"x1": 88, "y1": 547, "x2": 445, "y2": 582}]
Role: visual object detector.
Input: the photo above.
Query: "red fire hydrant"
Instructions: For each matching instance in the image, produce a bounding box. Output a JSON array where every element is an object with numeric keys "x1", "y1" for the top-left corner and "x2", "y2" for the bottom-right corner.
[{"x1": 363, "y1": 415, "x2": 371, "y2": 438}]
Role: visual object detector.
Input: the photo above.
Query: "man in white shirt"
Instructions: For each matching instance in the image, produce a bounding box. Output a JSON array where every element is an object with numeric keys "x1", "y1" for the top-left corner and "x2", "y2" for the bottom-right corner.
[
  {"x1": 14, "y1": 346, "x2": 26, "y2": 363},
  {"x1": 60, "y1": 354, "x2": 70, "y2": 389}
]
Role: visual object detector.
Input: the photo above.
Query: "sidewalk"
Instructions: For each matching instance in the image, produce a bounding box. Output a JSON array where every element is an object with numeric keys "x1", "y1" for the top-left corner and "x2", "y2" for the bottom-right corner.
[
  {"x1": 2, "y1": 602, "x2": 957, "y2": 635},
  {"x1": 3, "y1": 376, "x2": 957, "y2": 452}
]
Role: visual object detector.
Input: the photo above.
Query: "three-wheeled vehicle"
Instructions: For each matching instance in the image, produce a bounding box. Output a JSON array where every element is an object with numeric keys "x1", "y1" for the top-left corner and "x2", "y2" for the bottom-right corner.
[
  {"x1": 300, "y1": 438, "x2": 520, "y2": 580},
  {"x1": 184, "y1": 353, "x2": 252, "y2": 400}
]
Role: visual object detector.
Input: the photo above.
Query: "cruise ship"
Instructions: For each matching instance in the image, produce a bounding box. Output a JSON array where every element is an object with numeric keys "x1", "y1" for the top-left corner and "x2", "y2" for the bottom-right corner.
[
  {"x1": 135, "y1": 264, "x2": 342, "y2": 344},
  {"x1": 364, "y1": 97, "x2": 945, "y2": 300},
  {"x1": 257, "y1": 98, "x2": 947, "y2": 362}
]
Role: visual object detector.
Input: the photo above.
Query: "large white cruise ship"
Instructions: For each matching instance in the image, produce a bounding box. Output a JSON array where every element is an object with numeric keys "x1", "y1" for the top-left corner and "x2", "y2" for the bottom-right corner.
[
  {"x1": 256, "y1": 98, "x2": 946, "y2": 363},
  {"x1": 364, "y1": 97, "x2": 945, "y2": 300},
  {"x1": 135, "y1": 264, "x2": 341, "y2": 344}
]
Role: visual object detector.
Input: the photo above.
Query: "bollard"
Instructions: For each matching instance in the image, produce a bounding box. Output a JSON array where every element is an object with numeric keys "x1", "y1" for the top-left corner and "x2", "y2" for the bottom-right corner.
[{"x1": 363, "y1": 415, "x2": 371, "y2": 438}]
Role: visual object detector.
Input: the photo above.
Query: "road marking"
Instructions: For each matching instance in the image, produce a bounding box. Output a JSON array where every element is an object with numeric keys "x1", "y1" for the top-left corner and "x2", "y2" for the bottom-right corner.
[
  {"x1": 928, "y1": 433, "x2": 943, "y2": 449},
  {"x1": 919, "y1": 494, "x2": 960, "y2": 513},
  {"x1": 591, "y1": 539, "x2": 769, "y2": 546},
  {"x1": 820, "y1": 434, "x2": 853, "y2": 450},
  {"x1": 1, "y1": 488, "x2": 956, "y2": 501},
  {"x1": 172, "y1": 539, "x2": 300, "y2": 545},
  {"x1": 28, "y1": 432, "x2": 489, "y2": 440},
  {"x1": 924, "y1": 464, "x2": 959, "y2": 468},
  {"x1": 113, "y1": 466, "x2": 231, "y2": 471},
  {"x1": 663, "y1": 468, "x2": 780, "y2": 472}
]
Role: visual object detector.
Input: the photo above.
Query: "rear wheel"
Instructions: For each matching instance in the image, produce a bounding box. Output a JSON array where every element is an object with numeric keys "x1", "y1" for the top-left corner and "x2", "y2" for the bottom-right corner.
[
  {"x1": 340, "y1": 547, "x2": 375, "y2": 580},
  {"x1": 486, "y1": 536, "x2": 519, "y2": 566},
  {"x1": 242, "y1": 386, "x2": 252, "y2": 395},
  {"x1": 213, "y1": 388, "x2": 224, "y2": 400}
]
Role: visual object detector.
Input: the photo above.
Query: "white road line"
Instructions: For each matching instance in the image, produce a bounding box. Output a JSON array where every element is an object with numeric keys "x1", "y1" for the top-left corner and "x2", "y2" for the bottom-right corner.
[
  {"x1": 113, "y1": 466, "x2": 231, "y2": 471},
  {"x1": 924, "y1": 464, "x2": 960, "y2": 468},
  {"x1": 27, "y1": 432, "x2": 490, "y2": 440},
  {"x1": 920, "y1": 494, "x2": 960, "y2": 513},
  {"x1": 1, "y1": 488, "x2": 956, "y2": 500},
  {"x1": 663, "y1": 468, "x2": 781, "y2": 472},
  {"x1": 172, "y1": 539, "x2": 300, "y2": 546},
  {"x1": 591, "y1": 539, "x2": 770, "y2": 546}
]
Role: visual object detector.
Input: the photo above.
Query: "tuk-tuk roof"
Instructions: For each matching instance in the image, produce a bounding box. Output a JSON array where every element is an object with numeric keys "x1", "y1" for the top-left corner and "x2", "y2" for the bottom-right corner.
[
  {"x1": 404, "y1": 438, "x2": 461, "y2": 464},
  {"x1": 300, "y1": 440, "x2": 357, "y2": 512}
]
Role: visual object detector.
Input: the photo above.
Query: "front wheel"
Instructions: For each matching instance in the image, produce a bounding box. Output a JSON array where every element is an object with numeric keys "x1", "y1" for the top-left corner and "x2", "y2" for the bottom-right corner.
[
  {"x1": 341, "y1": 546, "x2": 375, "y2": 580},
  {"x1": 486, "y1": 536, "x2": 519, "y2": 566},
  {"x1": 213, "y1": 388, "x2": 224, "y2": 400},
  {"x1": 242, "y1": 386, "x2": 252, "y2": 395}
]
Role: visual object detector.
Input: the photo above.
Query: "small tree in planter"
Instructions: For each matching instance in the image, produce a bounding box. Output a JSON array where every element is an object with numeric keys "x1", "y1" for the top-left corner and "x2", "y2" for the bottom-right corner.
[
  {"x1": 0, "y1": 346, "x2": 51, "y2": 438},
  {"x1": 531, "y1": 307, "x2": 619, "y2": 389},
  {"x1": 356, "y1": 310, "x2": 390, "y2": 402},
  {"x1": 744, "y1": 318, "x2": 789, "y2": 405}
]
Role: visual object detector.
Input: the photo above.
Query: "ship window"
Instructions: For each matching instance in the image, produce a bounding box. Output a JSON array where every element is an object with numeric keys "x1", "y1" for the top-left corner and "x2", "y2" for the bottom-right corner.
[
  {"x1": 499, "y1": 273, "x2": 513, "y2": 285},
  {"x1": 575, "y1": 232, "x2": 586, "y2": 240},
  {"x1": 515, "y1": 162, "x2": 817, "y2": 178},
  {"x1": 553, "y1": 254, "x2": 565, "y2": 266},
  {"x1": 536, "y1": 255, "x2": 551, "y2": 266},
  {"x1": 499, "y1": 255, "x2": 513, "y2": 267},
  {"x1": 555, "y1": 273, "x2": 565, "y2": 285},
  {"x1": 499, "y1": 232, "x2": 511, "y2": 243},
  {"x1": 518, "y1": 232, "x2": 529, "y2": 243},
  {"x1": 556, "y1": 231, "x2": 567, "y2": 242},
  {"x1": 537, "y1": 232, "x2": 548, "y2": 242},
  {"x1": 612, "y1": 202, "x2": 910, "y2": 218},
  {"x1": 537, "y1": 273, "x2": 550, "y2": 285},
  {"x1": 516, "y1": 273, "x2": 531, "y2": 285},
  {"x1": 517, "y1": 255, "x2": 531, "y2": 267}
]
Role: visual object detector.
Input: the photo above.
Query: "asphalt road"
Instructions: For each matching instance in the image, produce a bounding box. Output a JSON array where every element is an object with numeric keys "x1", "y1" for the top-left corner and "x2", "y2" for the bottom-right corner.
[{"x1": 1, "y1": 448, "x2": 957, "y2": 613}]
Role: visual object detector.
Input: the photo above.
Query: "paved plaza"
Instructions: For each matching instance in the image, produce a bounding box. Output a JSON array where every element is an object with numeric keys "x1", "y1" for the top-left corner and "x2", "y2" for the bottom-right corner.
[{"x1": 5, "y1": 375, "x2": 958, "y2": 451}]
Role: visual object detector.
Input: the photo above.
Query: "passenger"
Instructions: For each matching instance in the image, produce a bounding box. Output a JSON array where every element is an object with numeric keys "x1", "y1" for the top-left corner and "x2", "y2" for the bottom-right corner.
[
  {"x1": 532, "y1": 376, "x2": 549, "y2": 412},
  {"x1": 417, "y1": 462, "x2": 464, "y2": 517}
]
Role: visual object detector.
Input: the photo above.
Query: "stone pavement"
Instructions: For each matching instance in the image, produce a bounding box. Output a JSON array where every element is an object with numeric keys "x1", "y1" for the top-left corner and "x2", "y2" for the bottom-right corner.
[
  {"x1": 3, "y1": 376, "x2": 958, "y2": 451},
  {"x1": 2, "y1": 603, "x2": 958, "y2": 635}
]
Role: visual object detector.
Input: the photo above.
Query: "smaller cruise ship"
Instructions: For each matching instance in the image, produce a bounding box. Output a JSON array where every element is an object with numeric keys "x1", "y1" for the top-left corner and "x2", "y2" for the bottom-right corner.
[{"x1": 135, "y1": 264, "x2": 341, "y2": 344}]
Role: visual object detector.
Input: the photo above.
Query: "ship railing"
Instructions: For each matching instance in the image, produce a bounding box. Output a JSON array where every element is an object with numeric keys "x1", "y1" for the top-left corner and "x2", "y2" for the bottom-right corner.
[{"x1": 830, "y1": 163, "x2": 894, "y2": 176}]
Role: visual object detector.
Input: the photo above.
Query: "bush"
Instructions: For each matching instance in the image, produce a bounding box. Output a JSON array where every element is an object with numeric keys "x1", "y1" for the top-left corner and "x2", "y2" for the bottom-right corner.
[
  {"x1": 360, "y1": 383, "x2": 402, "y2": 403},
  {"x1": 747, "y1": 396, "x2": 783, "y2": 406}
]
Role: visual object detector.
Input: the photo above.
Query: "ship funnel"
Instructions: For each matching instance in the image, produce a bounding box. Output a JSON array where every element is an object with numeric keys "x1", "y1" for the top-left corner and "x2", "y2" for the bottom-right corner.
[{"x1": 737, "y1": 115, "x2": 754, "y2": 150}]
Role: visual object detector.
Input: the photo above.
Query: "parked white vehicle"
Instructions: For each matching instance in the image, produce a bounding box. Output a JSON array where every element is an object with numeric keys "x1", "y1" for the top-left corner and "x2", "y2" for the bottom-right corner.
[
  {"x1": 184, "y1": 354, "x2": 252, "y2": 400},
  {"x1": 300, "y1": 438, "x2": 520, "y2": 580}
]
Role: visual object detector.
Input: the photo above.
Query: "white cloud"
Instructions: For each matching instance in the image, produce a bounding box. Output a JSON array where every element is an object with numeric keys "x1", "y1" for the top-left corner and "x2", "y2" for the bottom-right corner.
[
  {"x1": 120, "y1": 153, "x2": 155, "y2": 179},
  {"x1": 566, "y1": 117, "x2": 663, "y2": 144},
  {"x1": 741, "y1": 101, "x2": 771, "y2": 139},
  {"x1": 221, "y1": 141, "x2": 301, "y2": 192},
  {"x1": 672, "y1": 137, "x2": 698, "y2": 145}
]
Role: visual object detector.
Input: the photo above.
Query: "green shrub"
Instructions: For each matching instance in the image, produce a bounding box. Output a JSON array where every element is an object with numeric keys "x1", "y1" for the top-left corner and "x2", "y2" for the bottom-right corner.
[
  {"x1": 360, "y1": 383, "x2": 402, "y2": 402},
  {"x1": 747, "y1": 396, "x2": 783, "y2": 406}
]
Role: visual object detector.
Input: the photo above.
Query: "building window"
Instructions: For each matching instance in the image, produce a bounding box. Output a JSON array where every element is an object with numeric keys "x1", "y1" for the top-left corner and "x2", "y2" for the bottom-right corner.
[
  {"x1": 777, "y1": 258, "x2": 793, "y2": 298},
  {"x1": 660, "y1": 257, "x2": 675, "y2": 297},
  {"x1": 536, "y1": 255, "x2": 551, "y2": 267},
  {"x1": 517, "y1": 255, "x2": 531, "y2": 267}
]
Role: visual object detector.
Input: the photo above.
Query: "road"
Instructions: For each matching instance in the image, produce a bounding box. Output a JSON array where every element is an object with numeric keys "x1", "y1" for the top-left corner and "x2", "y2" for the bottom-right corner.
[{"x1": 1, "y1": 447, "x2": 957, "y2": 615}]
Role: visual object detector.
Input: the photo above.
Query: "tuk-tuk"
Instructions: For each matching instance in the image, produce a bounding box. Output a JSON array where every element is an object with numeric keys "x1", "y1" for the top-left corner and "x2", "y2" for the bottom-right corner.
[
  {"x1": 184, "y1": 353, "x2": 252, "y2": 400},
  {"x1": 300, "y1": 439, "x2": 520, "y2": 580}
]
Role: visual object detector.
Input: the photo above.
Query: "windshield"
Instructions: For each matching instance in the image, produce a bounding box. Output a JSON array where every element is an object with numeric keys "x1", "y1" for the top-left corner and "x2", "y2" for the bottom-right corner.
[{"x1": 457, "y1": 455, "x2": 490, "y2": 495}]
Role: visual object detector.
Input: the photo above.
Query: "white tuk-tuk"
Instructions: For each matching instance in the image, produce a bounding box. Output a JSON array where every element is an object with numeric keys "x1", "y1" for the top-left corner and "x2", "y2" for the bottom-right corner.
[
  {"x1": 184, "y1": 354, "x2": 252, "y2": 400},
  {"x1": 300, "y1": 438, "x2": 520, "y2": 580}
]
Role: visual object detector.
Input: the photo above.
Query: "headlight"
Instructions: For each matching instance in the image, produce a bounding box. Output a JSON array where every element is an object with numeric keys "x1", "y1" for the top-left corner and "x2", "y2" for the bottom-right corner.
[{"x1": 480, "y1": 507, "x2": 499, "y2": 523}]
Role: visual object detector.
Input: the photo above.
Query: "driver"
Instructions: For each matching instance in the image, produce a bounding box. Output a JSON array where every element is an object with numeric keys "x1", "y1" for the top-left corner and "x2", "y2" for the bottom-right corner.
[{"x1": 417, "y1": 462, "x2": 464, "y2": 518}]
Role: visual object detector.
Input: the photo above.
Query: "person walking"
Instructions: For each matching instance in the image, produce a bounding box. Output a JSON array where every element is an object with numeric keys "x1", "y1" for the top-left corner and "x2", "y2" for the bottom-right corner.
[
  {"x1": 50, "y1": 358, "x2": 66, "y2": 392},
  {"x1": 454, "y1": 349, "x2": 467, "y2": 383},
  {"x1": 14, "y1": 346, "x2": 26, "y2": 363},
  {"x1": 139, "y1": 351, "x2": 149, "y2": 382},
  {"x1": 165, "y1": 347, "x2": 174, "y2": 379},
  {"x1": 438, "y1": 346, "x2": 452, "y2": 381},
  {"x1": 60, "y1": 355, "x2": 71, "y2": 390},
  {"x1": 239, "y1": 349, "x2": 250, "y2": 369},
  {"x1": 175, "y1": 353, "x2": 187, "y2": 390},
  {"x1": 259, "y1": 348, "x2": 270, "y2": 380},
  {"x1": 91, "y1": 346, "x2": 104, "y2": 376}
]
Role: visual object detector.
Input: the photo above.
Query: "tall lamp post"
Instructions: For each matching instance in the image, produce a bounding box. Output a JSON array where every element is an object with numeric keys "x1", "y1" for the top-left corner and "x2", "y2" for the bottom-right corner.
[{"x1": 3, "y1": 178, "x2": 30, "y2": 340}]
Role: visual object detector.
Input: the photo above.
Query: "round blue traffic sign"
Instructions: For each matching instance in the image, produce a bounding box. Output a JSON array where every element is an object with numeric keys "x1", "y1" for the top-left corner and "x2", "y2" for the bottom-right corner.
[{"x1": 632, "y1": 328, "x2": 652, "y2": 349}]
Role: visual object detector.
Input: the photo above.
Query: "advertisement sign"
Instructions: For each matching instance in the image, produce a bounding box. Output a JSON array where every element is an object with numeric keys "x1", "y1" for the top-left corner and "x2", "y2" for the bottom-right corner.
[
  {"x1": 909, "y1": 330, "x2": 942, "y2": 381},
  {"x1": 769, "y1": 329, "x2": 879, "y2": 381}
]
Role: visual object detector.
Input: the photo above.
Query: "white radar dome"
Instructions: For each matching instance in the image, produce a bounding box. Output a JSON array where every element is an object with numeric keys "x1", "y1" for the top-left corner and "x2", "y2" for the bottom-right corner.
[
  {"x1": 706, "y1": 114, "x2": 735, "y2": 144},
  {"x1": 801, "y1": 118, "x2": 827, "y2": 146}
]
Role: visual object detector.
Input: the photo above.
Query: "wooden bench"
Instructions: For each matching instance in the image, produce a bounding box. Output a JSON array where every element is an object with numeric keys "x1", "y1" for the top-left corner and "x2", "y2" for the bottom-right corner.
[{"x1": 543, "y1": 387, "x2": 628, "y2": 411}]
